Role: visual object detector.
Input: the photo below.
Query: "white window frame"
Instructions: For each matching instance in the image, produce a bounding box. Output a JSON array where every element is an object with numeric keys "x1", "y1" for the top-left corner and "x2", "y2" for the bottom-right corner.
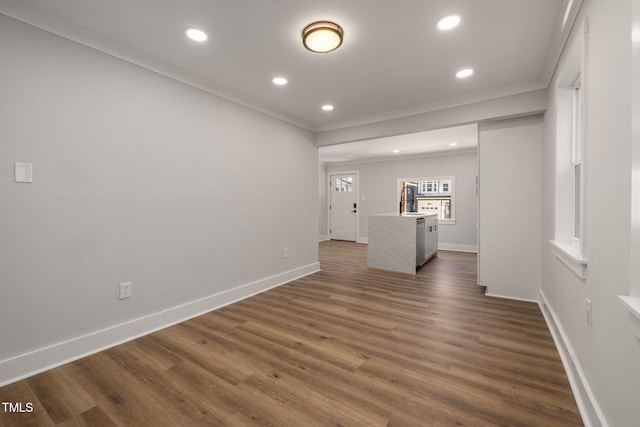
[
  {"x1": 550, "y1": 29, "x2": 588, "y2": 280},
  {"x1": 570, "y1": 77, "x2": 584, "y2": 252},
  {"x1": 334, "y1": 176, "x2": 353, "y2": 192}
]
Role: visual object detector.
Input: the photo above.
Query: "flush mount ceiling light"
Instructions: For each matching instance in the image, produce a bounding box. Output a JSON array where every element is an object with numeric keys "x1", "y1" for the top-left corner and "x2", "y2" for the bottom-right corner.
[
  {"x1": 321, "y1": 104, "x2": 334, "y2": 111},
  {"x1": 456, "y1": 68, "x2": 474, "y2": 78},
  {"x1": 436, "y1": 15, "x2": 461, "y2": 31},
  {"x1": 302, "y1": 21, "x2": 343, "y2": 53},
  {"x1": 185, "y1": 28, "x2": 207, "y2": 42}
]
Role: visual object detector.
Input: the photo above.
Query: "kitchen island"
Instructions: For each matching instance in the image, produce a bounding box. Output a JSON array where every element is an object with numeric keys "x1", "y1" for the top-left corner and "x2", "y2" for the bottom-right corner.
[{"x1": 367, "y1": 213, "x2": 438, "y2": 274}]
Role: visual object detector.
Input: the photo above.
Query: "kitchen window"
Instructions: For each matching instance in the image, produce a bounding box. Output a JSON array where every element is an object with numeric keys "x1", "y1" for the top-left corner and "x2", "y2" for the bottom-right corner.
[{"x1": 399, "y1": 176, "x2": 456, "y2": 223}]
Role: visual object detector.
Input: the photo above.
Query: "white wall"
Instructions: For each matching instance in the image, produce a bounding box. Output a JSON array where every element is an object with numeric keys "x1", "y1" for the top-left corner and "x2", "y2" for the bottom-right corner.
[
  {"x1": 478, "y1": 115, "x2": 543, "y2": 301},
  {"x1": 325, "y1": 151, "x2": 478, "y2": 251},
  {"x1": 0, "y1": 15, "x2": 319, "y2": 384},
  {"x1": 541, "y1": 0, "x2": 640, "y2": 425}
]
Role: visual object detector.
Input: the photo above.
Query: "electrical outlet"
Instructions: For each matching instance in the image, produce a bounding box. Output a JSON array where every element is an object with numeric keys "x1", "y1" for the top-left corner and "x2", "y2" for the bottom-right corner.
[
  {"x1": 586, "y1": 298, "x2": 592, "y2": 326},
  {"x1": 119, "y1": 282, "x2": 132, "y2": 300},
  {"x1": 282, "y1": 248, "x2": 289, "y2": 258}
]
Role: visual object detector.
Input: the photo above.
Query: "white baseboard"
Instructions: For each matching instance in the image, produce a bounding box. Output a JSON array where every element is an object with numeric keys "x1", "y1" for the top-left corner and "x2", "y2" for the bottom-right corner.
[
  {"x1": 438, "y1": 243, "x2": 478, "y2": 253},
  {"x1": 318, "y1": 235, "x2": 329, "y2": 242},
  {"x1": 0, "y1": 262, "x2": 320, "y2": 387},
  {"x1": 538, "y1": 290, "x2": 607, "y2": 427},
  {"x1": 329, "y1": 239, "x2": 476, "y2": 251},
  {"x1": 484, "y1": 293, "x2": 538, "y2": 304}
]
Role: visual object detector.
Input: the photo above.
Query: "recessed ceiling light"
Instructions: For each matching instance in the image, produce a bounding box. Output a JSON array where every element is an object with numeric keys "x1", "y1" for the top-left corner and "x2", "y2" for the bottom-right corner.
[
  {"x1": 393, "y1": 149, "x2": 400, "y2": 154},
  {"x1": 456, "y1": 68, "x2": 474, "y2": 78},
  {"x1": 185, "y1": 28, "x2": 207, "y2": 42},
  {"x1": 322, "y1": 104, "x2": 334, "y2": 111},
  {"x1": 449, "y1": 142, "x2": 458, "y2": 146},
  {"x1": 436, "y1": 15, "x2": 461, "y2": 31},
  {"x1": 272, "y1": 77, "x2": 288, "y2": 86}
]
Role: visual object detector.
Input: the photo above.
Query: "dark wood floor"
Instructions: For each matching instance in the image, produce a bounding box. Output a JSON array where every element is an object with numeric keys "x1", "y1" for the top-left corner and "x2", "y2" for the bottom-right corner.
[{"x1": 0, "y1": 241, "x2": 583, "y2": 426}]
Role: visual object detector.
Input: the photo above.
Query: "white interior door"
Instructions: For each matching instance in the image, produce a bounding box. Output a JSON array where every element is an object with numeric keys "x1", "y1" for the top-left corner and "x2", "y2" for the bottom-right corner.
[{"x1": 330, "y1": 173, "x2": 358, "y2": 241}]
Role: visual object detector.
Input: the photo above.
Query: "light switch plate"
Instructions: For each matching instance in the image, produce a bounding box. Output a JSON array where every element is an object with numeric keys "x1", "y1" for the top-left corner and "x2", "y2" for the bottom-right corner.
[
  {"x1": 14, "y1": 162, "x2": 33, "y2": 183},
  {"x1": 119, "y1": 282, "x2": 132, "y2": 300}
]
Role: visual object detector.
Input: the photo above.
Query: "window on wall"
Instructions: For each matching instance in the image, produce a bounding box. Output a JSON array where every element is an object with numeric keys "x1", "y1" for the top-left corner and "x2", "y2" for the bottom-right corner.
[
  {"x1": 551, "y1": 33, "x2": 587, "y2": 279},
  {"x1": 399, "y1": 176, "x2": 455, "y2": 223},
  {"x1": 571, "y1": 77, "x2": 583, "y2": 246},
  {"x1": 335, "y1": 177, "x2": 353, "y2": 192}
]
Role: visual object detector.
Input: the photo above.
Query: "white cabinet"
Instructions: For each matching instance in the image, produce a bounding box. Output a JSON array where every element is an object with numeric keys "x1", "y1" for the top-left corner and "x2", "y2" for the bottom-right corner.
[
  {"x1": 418, "y1": 179, "x2": 452, "y2": 195},
  {"x1": 419, "y1": 180, "x2": 439, "y2": 194},
  {"x1": 424, "y1": 215, "x2": 438, "y2": 261},
  {"x1": 438, "y1": 179, "x2": 452, "y2": 194}
]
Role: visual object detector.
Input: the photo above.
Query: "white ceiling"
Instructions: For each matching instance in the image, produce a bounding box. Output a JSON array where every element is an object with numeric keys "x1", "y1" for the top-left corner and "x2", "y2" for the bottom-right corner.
[{"x1": 0, "y1": 0, "x2": 572, "y2": 133}]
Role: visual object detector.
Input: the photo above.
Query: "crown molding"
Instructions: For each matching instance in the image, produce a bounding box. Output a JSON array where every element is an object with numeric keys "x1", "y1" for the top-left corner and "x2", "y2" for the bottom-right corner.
[{"x1": 541, "y1": 0, "x2": 584, "y2": 86}]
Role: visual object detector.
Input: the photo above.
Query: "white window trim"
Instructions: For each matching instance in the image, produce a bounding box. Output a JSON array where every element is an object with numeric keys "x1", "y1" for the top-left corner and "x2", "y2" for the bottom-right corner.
[
  {"x1": 618, "y1": 296, "x2": 640, "y2": 341},
  {"x1": 551, "y1": 23, "x2": 588, "y2": 277},
  {"x1": 570, "y1": 78, "x2": 584, "y2": 253},
  {"x1": 550, "y1": 240, "x2": 587, "y2": 280}
]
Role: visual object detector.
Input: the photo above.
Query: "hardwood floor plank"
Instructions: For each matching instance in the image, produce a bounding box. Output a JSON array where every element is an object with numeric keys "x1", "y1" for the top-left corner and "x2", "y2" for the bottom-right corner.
[
  {"x1": 55, "y1": 406, "x2": 120, "y2": 427},
  {"x1": 76, "y1": 406, "x2": 120, "y2": 427},
  {"x1": 0, "y1": 241, "x2": 583, "y2": 426},
  {"x1": 161, "y1": 360, "x2": 265, "y2": 425},
  {"x1": 154, "y1": 324, "x2": 255, "y2": 386},
  {"x1": 237, "y1": 371, "x2": 390, "y2": 427},
  {"x1": 61, "y1": 353, "x2": 183, "y2": 426},
  {"x1": 0, "y1": 380, "x2": 54, "y2": 427},
  {"x1": 25, "y1": 370, "x2": 95, "y2": 424}
]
